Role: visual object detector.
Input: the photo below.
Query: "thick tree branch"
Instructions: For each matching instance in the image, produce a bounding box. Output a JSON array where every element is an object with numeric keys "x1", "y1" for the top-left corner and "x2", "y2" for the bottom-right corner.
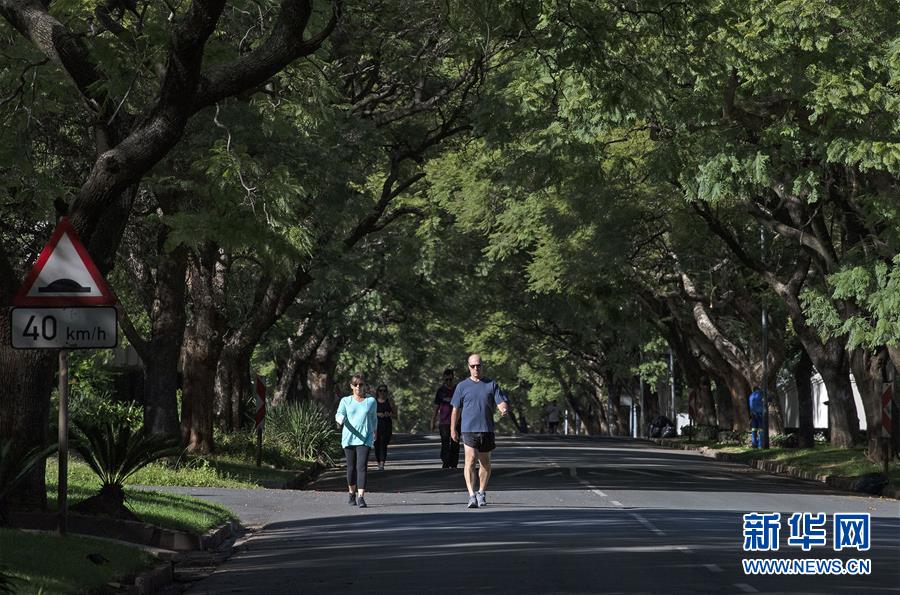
[{"x1": 193, "y1": 0, "x2": 339, "y2": 109}]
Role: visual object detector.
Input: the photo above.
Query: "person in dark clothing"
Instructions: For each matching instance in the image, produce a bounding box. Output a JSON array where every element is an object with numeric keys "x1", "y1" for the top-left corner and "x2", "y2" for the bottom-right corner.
[
  {"x1": 431, "y1": 368, "x2": 460, "y2": 468},
  {"x1": 748, "y1": 387, "x2": 765, "y2": 448},
  {"x1": 374, "y1": 384, "x2": 397, "y2": 471}
]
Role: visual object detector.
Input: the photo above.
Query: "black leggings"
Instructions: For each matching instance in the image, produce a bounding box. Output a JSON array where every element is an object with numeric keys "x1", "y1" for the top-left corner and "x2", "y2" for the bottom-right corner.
[
  {"x1": 345, "y1": 445, "x2": 371, "y2": 490},
  {"x1": 374, "y1": 421, "x2": 392, "y2": 463}
]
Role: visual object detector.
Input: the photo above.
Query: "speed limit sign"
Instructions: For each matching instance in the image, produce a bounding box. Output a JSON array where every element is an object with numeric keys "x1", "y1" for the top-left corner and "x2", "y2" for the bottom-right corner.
[{"x1": 11, "y1": 307, "x2": 117, "y2": 349}]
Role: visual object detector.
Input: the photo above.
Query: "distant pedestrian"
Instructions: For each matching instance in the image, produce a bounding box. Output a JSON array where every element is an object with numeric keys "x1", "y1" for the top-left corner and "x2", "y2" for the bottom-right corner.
[
  {"x1": 374, "y1": 384, "x2": 397, "y2": 471},
  {"x1": 431, "y1": 368, "x2": 460, "y2": 468},
  {"x1": 748, "y1": 387, "x2": 765, "y2": 448},
  {"x1": 336, "y1": 374, "x2": 377, "y2": 508},
  {"x1": 546, "y1": 400, "x2": 561, "y2": 434},
  {"x1": 451, "y1": 354, "x2": 509, "y2": 508}
]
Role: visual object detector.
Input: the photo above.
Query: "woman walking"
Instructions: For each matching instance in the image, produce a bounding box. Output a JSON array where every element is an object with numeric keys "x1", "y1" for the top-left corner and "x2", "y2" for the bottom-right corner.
[
  {"x1": 373, "y1": 384, "x2": 398, "y2": 471},
  {"x1": 335, "y1": 374, "x2": 378, "y2": 508}
]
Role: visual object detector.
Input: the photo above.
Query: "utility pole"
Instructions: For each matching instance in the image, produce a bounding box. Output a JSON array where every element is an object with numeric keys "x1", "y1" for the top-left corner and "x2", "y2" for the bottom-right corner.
[
  {"x1": 638, "y1": 350, "x2": 644, "y2": 438},
  {"x1": 669, "y1": 348, "x2": 676, "y2": 422},
  {"x1": 761, "y1": 226, "x2": 770, "y2": 449}
]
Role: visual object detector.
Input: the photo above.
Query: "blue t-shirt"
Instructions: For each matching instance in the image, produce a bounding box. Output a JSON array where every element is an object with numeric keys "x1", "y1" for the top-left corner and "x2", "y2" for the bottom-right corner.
[
  {"x1": 336, "y1": 395, "x2": 377, "y2": 448},
  {"x1": 451, "y1": 377, "x2": 506, "y2": 433},
  {"x1": 748, "y1": 390, "x2": 765, "y2": 415}
]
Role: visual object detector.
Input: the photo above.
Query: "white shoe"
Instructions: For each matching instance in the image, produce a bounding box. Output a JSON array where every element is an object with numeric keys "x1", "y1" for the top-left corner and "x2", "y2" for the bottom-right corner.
[{"x1": 378, "y1": 464, "x2": 384, "y2": 471}]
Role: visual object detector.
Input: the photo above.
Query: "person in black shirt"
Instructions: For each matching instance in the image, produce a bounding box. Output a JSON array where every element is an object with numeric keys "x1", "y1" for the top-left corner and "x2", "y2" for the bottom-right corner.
[
  {"x1": 374, "y1": 384, "x2": 397, "y2": 471},
  {"x1": 431, "y1": 368, "x2": 459, "y2": 468}
]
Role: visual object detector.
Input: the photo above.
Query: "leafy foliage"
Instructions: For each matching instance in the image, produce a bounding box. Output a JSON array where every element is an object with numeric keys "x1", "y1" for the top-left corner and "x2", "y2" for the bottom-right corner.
[
  {"x1": 72, "y1": 420, "x2": 182, "y2": 496},
  {"x1": 266, "y1": 402, "x2": 340, "y2": 465}
]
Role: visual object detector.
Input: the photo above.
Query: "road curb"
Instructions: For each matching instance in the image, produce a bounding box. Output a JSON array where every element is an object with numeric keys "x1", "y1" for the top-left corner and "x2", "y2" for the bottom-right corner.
[
  {"x1": 651, "y1": 438, "x2": 899, "y2": 500},
  {"x1": 117, "y1": 520, "x2": 240, "y2": 593},
  {"x1": 127, "y1": 561, "x2": 174, "y2": 595},
  {"x1": 8, "y1": 512, "x2": 238, "y2": 551}
]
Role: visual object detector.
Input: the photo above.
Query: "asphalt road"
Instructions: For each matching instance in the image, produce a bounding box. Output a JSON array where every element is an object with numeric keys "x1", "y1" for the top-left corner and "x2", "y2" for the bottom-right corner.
[{"x1": 171, "y1": 436, "x2": 900, "y2": 594}]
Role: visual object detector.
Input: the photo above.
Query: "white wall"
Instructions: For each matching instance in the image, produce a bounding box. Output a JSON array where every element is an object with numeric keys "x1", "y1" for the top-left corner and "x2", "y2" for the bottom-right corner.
[{"x1": 780, "y1": 372, "x2": 866, "y2": 430}]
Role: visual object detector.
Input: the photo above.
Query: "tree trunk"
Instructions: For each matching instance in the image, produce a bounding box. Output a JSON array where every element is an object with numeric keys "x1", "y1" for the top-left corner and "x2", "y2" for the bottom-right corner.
[
  {"x1": 712, "y1": 376, "x2": 734, "y2": 430},
  {"x1": 640, "y1": 380, "x2": 659, "y2": 429},
  {"x1": 0, "y1": 344, "x2": 54, "y2": 509},
  {"x1": 504, "y1": 390, "x2": 528, "y2": 433},
  {"x1": 794, "y1": 349, "x2": 815, "y2": 448},
  {"x1": 767, "y1": 381, "x2": 786, "y2": 435},
  {"x1": 180, "y1": 246, "x2": 227, "y2": 452},
  {"x1": 215, "y1": 346, "x2": 252, "y2": 432},
  {"x1": 272, "y1": 320, "x2": 324, "y2": 407},
  {"x1": 214, "y1": 270, "x2": 314, "y2": 430},
  {"x1": 817, "y1": 362, "x2": 859, "y2": 448},
  {"x1": 698, "y1": 375, "x2": 717, "y2": 427},
  {"x1": 719, "y1": 373, "x2": 751, "y2": 432},
  {"x1": 850, "y1": 346, "x2": 890, "y2": 462},
  {"x1": 773, "y1": 286, "x2": 858, "y2": 446},
  {"x1": 603, "y1": 373, "x2": 628, "y2": 436},
  {"x1": 307, "y1": 335, "x2": 344, "y2": 412},
  {"x1": 141, "y1": 245, "x2": 187, "y2": 438}
]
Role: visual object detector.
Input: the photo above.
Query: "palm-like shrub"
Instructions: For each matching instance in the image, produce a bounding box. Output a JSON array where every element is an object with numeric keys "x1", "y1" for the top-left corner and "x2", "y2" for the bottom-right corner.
[
  {"x1": 72, "y1": 420, "x2": 182, "y2": 519},
  {"x1": 267, "y1": 401, "x2": 340, "y2": 465},
  {"x1": 0, "y1": 569, "x2": 17, "y2": 594},
  {"x1": 0, "y1": 439, "x2": 56, "y2": 525}
]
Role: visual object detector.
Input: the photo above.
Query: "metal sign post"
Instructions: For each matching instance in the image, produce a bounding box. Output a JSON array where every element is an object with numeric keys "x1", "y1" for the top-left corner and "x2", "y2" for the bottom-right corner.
[
  {"x1": 254, "y1": 376, "x2": 266, "y2": 467},
  {"x1": 883, "y1": 384, "x2": 893, "y2": 476},
  {"x1": 58, "y1": 350, "x2": 69, "y2": 535}
]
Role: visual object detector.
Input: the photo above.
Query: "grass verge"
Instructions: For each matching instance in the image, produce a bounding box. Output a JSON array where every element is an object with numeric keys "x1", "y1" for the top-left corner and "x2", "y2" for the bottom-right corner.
[
  {"x1": 0, "y1": 527, "x2": 154, "y2": 594},
  {"x1": 668, "y1": 439, "x2": 900, "y2": 491},
  {"x1": 45, "y1": 459, "x2": 235, "y2": 534}
]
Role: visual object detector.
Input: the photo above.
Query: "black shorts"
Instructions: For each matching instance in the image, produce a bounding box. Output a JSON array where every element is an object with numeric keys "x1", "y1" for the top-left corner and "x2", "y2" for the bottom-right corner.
[{"x1": 461, "y1": 432, "x2": 496, "y2": 452}]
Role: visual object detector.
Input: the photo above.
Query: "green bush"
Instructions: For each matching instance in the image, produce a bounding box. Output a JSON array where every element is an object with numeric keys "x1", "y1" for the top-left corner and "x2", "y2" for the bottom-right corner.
[
  {"x1": 685, "y1": 424, "x2": 720, "y2": 441},
  {"x1": 267, "y1": 402, "x2": 341, "y2": 465},
  {"x1": 0, "y1": 568, "x2": 17, "y2": 594},
  {"x1": 770, "y1": 433, "x2": 799, "y2": 448},
  {"x1": 213, "y1": 428, "x2": 301, "y2": 469},
  {"x1": 72, "y1": 419, "x2": 183, "y2": 506},
  {"x1": 716, "y1": 429, "x2": 743, "y2": 445}
]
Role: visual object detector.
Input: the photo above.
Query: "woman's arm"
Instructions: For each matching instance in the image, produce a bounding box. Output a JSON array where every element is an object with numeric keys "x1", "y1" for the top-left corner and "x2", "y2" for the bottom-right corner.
[{"x1": 335, "y1": 398, "x2": 347, "y2": 425}]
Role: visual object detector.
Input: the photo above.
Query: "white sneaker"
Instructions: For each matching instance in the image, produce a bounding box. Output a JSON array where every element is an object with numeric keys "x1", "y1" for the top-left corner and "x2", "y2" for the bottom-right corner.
[{"x1": 378, "y1": 464, "x2": 384, "y2": 471}]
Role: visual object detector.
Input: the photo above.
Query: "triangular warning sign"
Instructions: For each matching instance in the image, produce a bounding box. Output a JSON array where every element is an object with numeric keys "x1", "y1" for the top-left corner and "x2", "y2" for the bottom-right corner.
[{"x1": 12, "y1": 217, "x2": 116, "y2": 306}]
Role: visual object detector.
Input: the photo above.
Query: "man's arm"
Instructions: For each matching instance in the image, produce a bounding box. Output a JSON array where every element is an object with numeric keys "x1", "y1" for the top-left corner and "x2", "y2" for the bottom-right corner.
[
  {"x1": 495, "y1": 383, "x2": 509, "y2": 416},
  {"x1": 450, "y1": 407, "x2": 460, "y2": 442}
]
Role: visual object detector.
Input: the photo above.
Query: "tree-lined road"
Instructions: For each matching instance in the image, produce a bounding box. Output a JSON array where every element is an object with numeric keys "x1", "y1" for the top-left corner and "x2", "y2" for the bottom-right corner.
[{"x1": 174, "y1": 437, "x2": 899, "y2": 594}]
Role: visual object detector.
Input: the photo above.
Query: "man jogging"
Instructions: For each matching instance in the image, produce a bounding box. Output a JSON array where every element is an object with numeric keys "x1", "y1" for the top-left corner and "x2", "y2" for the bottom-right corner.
[{"x1": 450, "y1": 353, "x2": 509, "y2": 508}]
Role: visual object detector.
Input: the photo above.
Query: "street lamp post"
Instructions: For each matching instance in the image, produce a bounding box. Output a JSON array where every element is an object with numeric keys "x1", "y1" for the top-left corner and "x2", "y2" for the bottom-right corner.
[
  {"x1": 761, "y1": 226, "x2": 770, "y2": 449},
  {"x1": 669, "y1": 348, "x2": 676, "y2": 423}
]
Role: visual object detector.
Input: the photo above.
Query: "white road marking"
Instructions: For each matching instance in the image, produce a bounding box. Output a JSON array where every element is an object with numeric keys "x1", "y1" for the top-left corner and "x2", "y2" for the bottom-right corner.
[
  {"x1": 610, "y1": 500, "x2": 623, "y2": 507},
  {"x1": 576, "y1": 478, "x2": 608, "y2": 499},
  {"x1": 547, "y1": 472, "x2": 563, "y2": 477},
  {"x1": 704, "y1": 564, "x2": 723, "y2": 573},
  {"x1": 733, "y1": 583, "x2": 758, "y2": 593},
  {"x1": 630, "y1": 512, "x2": 665, "y2": 536}
]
